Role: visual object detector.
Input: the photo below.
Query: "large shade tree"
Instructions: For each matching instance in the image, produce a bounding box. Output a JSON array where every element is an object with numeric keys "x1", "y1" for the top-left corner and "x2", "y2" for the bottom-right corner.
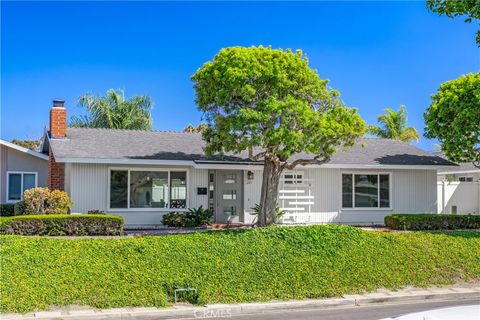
[
  {"x1": 427, "y1": 0, "x2": 480, "y2": 45},
  {"x1": 424, "y1": 72, "x2": 480, "y2": 168},
  {"x1": 192, "y1": 46, "x2": 366, "y2": 226},
  {"x1": 367, "y1": 105, "x2": 419, "y2": 143},
  {"x1": 70, "y1": 89, "x2": 153, "y2": 130}
]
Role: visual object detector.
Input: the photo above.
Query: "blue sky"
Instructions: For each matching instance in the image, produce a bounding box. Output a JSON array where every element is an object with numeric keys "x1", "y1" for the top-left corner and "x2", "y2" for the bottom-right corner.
[{"x1": 1, "y1": 1, "x2": 478, "y2": 151}]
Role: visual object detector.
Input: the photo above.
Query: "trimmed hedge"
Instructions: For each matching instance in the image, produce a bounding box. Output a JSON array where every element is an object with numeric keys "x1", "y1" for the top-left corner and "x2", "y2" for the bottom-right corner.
[
  {"x1": 385, "y1": 214, "x2": 480, "y2": 230},
  {"x1": 0, "y1": 204, "x2": 15, "y2": 216},
  {"x1": 1, "y1": 225, "x2": 479, "y2": 313},
  {"x1": 0, "y1": 214, "x2": 124, "y2": 236}
]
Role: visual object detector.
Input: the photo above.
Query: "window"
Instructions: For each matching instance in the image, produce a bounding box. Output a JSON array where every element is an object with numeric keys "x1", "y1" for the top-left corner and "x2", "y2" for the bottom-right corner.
[
  {"x1": 109, "y1": 169, "x2": 187, "y2": 210},
  {"x1": 7, "y1": 172, "x2": 37, "y2": 202},
  {"x1": 342, "y1": 173, "x2": 391, "y2": 209},
  {"x1": 459, "y1": 176, "x2": 474, "y2": 182},
  {"x1": 283, "y1": 172, "x2": 303, "y2": 184}
]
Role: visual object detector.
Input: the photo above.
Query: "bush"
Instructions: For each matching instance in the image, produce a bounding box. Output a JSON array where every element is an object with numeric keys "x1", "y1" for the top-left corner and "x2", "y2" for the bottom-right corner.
[
  {"x1": 87, "y1": 209, "x2": 106, "y2": 215},
  {"x1": 184, "y1": 206, "x2": 213, "y2": 227},
  {"x1": 13, "y1": 201, "x2": 28, "y2": 216},
  {"x1": 0, "y1": 204, "x2": 15, "y2": 216},
  {"x1": 1, "y1": 225, "x2": 479, "y2": 313},
  {"x1": 162, "y1": 212, "x2": 186, "y2": 228},
  {"x1": 0, "y1": 214, "x2": 124, "y2": 236},
  {"x1": 23, "y1": 188, "x2": 72, "y2": 215},
  {"x1": 162, "y1": 206, "x2": 213, "y2": 228},
  {"x1": 384, "y1": 214, "x2": 480, "y2": 230}
]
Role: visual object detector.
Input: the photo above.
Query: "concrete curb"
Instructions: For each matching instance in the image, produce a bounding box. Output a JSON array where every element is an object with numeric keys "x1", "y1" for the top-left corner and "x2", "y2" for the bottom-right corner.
[{"x1": 2, "y1": 287, "x2": 479, "y2": 320}]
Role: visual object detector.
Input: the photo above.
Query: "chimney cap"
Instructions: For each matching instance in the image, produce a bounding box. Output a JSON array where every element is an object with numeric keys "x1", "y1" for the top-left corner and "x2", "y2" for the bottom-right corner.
[{"x1": 53, "y1": 99, "x2": 65, "y2": 108}]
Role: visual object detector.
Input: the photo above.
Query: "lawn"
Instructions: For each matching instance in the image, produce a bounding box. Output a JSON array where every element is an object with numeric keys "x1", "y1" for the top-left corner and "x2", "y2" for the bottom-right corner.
[{"x1": 1, "y1": 225, "x2": 479, "y2": 313}]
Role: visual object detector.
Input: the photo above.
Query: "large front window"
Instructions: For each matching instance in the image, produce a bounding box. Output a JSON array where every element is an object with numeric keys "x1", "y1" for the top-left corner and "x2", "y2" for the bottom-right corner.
[
  {"x1": 109, "y1": 169, "x2": 187, "y2": 209},
  {"x1": 7, "y1": 172, "x2": 37, "y2": 202},
  {"x1": 342, "y1": 173, "x2": 390, "y2": 209}
]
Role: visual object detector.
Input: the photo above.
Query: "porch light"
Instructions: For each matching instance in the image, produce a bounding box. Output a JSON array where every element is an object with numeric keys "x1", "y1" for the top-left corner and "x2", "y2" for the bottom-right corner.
[{"x1": 247, "y1": 171, "x2": 254, "y2": 180}]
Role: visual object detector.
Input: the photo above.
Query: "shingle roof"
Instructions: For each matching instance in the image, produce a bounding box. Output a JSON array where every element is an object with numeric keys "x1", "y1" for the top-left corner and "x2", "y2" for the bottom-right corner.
[
  {"x1": 430, "y1": 151, "x2": 479, "y2": 172},
  {"x1": 49, "y1": 128, "x2": 456, "y2": 166}
]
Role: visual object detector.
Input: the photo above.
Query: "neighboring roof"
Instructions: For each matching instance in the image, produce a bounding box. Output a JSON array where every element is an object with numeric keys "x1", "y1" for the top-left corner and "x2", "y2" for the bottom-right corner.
[
  {"x1": 0, "y1": 139, "x2": 49, "y2": 160},
  {"x1": 431, "y1": 151, "x2": 480, "y2": 174},
  {"x1": 48, "y1": 128, "x2": 456, "y2": 167}
]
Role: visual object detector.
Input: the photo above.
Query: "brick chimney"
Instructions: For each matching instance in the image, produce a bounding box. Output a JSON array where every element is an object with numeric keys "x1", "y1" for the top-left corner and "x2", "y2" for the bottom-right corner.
[
  {"x1": 48, "y1": 100, "x2": 66, "y2": 190},
  {"x1": 50, "y1": 99, "x2": 67, "y2": 138}
]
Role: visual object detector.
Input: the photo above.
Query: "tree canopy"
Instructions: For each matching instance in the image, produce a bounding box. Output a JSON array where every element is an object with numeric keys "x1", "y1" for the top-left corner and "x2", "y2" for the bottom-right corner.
[
  {"x1": 367, "y1": 105, "x2": 419, "y2": 143},
  {"x1": 192, "y1": 46, "x2": 365, "y2": 226},
  {"x1": 184, "y1": 123, "x2": 209, "y2": 133},
  {"x1": 424, "y1": 72, "x2": 480, "y2": 167},
  {"x1": 70, "y1": 89, "x2": 153, "y2": 130},
  {"x1": 11, "y1": 139, "x2": 41, "y2": 150},
  {"x1": 427, "y1": 0, "x2": 480, "y2": 45}
]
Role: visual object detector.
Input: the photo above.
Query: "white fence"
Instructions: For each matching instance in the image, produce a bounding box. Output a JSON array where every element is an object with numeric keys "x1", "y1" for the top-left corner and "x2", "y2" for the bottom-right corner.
[{"x1": 437, "y1": 181, "x2": 480, "y2": 214}]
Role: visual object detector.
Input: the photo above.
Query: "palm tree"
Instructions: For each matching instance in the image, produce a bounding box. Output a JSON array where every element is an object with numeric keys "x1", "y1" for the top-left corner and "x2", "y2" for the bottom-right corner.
[
  {"x1": 367, "y1": 105, "x2": 419, "y2": 143},
  {"x1": 70, "y1": 89, "x2": 153, "y2": 130}
]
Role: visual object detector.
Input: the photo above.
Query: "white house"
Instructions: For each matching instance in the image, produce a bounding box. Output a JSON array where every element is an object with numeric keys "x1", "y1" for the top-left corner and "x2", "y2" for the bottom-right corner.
[{"x1": 30, "y1": 100, "x2": 457, "y2": 227}]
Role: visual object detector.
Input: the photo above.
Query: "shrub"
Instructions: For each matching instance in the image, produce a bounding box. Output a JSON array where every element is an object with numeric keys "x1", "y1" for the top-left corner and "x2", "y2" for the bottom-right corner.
[
  {"x1": 1, "y1": 225, "x2": 479, "y2": 313},
  {"x1": 0, "y1": 204, "x2": 15, "y2": 217},
  {"x1": 13, "y1": 201, "x2": 28, "y2": 216},
  {"x1": 0, "y1": 214, "x2": 124, "y2": 236},
  {"x1": 184, "y1": 206, "x2": 213, "y2": 227},
  {"x1": 162, "y1": 207, "x2": 214, "y2": 228},
  {"x1": 162, "y1": 212, "x2": 186, "y2": 228},
  {"x1": 384, "y1": 214, "x2": 480, "y2": 230},
  {"x1": 23, "y1": 188, "x2": 72, "y2": 215}
]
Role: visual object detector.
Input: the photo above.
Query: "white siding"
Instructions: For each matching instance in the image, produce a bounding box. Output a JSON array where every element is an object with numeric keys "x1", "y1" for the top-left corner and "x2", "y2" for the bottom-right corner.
[
  {"x1": 242, "y1": 168, "x2": 438, "y2": 225},
  {"x1": 243, "y1": 170, "x2": 263, "y2": 223},
  {"x1": 66, "y1": 164, "x2": 208, "y2": 226},
  {"x1": 438, "y1": 181, "x2": 480, "y2": 214}
]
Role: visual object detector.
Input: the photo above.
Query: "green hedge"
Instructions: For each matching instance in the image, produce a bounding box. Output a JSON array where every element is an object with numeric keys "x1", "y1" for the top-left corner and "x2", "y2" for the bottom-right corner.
[
  {"x1": 0, "y1": 204, "x2": 15, "y2": 216},
  {"x1": 0, "y1": 214, "x2": 124, "y2": 236},
  {"x1": 1, "y1": 225, "x2": 479, "y2": 313},
  {"x1": 385, "y1": 214, "x2": 480, "y2": 230}
]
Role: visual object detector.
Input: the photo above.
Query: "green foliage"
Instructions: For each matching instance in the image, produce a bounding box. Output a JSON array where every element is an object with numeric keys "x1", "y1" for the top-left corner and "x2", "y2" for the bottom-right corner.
[
  {"x1": 87, "y1": 210, "x2": 106, "y2": 215},
  {"x1": 427, "y1": 0, "x2": 480, "y2": 45},
  {"x1": 0, "y1": 204, "x2": 15, "y2": 217},
  {"x1": 161, "y1": 212, "x2": 186, "y2": 228},
  {"x1": 0, "y1": 214, "x2": 124, "y2": 236},
  {"x1": 367, "y1": 105, "x2": 419, "y2": 143},
  {"x1": 162, "y1": 207, "x2": 213, "y2": 228},
  {"x1": 23, "y1": 188, "x2": 72, "y2": 215},
  {"x1": 70, "y1": 89, "x2": 153, "y2": 130},
  {"x1": 251, "y1": 204, "x2": 285, "y2": 224},
  {"x1": 424, "y1": 73, "x2": 480, "y2": 166},
  {"x1": 184, "y1": 206, "x2": 213, "y2": 227},
  {"x1": 13, "y1": 201, "x2": 28, "y2": 216},
  {"x1": 1, "y1": 225, "x2": 479, "y2": 313},
  {"x1": 183, "y1": 123, "x2": 209, "y2": 133},
  {"x1": 385, "y1": 214, "x2": 480, "y2": 231},
  {"x1": 192, "y1": 46, "x2": 365, "y2": 162},
  {"x1": 10, "y1": 139, "x2": 41, "y2": 150}
]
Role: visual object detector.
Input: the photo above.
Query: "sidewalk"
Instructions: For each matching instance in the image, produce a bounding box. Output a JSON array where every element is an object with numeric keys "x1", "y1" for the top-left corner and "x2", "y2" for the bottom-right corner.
[{"x1": 2, "y1": 286, "x2": 479, "y2": 320}]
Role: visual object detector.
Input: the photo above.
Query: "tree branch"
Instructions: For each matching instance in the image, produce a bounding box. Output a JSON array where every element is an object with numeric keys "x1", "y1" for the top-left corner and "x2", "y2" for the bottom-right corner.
[
  {"x1": 283, "y1": 154, "x2": 331, "y2": 170},
  {"x1": 248, "y1": 146, "x2": 266, "y2": 161}
]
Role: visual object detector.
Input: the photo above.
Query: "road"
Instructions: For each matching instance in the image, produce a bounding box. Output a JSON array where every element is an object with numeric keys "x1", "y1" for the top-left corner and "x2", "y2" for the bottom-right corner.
[{"x1": 181, "y1": 299, "x2": 479, "y2": 320}]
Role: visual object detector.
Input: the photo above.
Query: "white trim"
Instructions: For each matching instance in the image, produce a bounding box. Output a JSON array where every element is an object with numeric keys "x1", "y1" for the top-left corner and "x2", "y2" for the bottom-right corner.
[
  {"x1": 340, "y1": 171, "x2": 393, "y2": 211},
  {"x1": 0, "y1": 139, "x2": 48, "y2": 160},
  {"x1": 437, "y1": 169, "x2": 480, "y2": 175},
  {"x1": 57, "y1": 157, "x2": 193, "y2": 166},
  {"x1": 106, "y1": 167, "x2": 190, "y2": 212},
  {"x1": 6, "y1": 171, "x2": 38, "y2": 203}
]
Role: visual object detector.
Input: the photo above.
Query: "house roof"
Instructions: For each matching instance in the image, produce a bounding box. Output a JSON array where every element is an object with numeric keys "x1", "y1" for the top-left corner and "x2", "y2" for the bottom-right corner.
[
  {"x1": 431, "y1": 151, "x2": 479, "y2": 174},
  {"x1": 48, "y1": 127, "x2": 456, "y2": 167},
  {"x1": 0, "y1": 139, "x2": 49, "y2": 160}
]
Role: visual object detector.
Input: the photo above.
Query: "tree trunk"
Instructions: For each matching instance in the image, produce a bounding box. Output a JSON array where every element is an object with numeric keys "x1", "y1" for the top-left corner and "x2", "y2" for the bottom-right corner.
[{"x1": 258, "y1": 159, "x2": 283, "y2": 227}]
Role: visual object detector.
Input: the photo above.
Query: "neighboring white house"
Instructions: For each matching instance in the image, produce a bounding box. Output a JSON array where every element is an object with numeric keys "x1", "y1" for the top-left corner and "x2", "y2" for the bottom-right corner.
[
  {"x1": 433, "y1": 151, "x2": 480, "y2": 215},
  {"x1": 0, "y1": 139, "x2": 49, "y2": 203},
  {"x1": 35, "y1": 101, "x2": 457, "y2": 227}
]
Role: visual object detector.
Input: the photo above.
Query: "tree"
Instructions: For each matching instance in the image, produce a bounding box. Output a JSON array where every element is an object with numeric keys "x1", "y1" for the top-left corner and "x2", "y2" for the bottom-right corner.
[
  {"x1": 367, "y1": 105, "x2": 419, "y2": 143},
  {"x1": 183, "y1": 123, "x2": 209, "y2": 133},
  {"x1": 192, "y1": 46, "x2": 365, "y2": 226},
  {"x1": 427, "y1": 0, "x2": 480, "y2": 45},
  {"x1": 70, "y1": 89, "x2": 153, "y2": 130},
  {"x1": 424, "y1": 72, "x2": 480, "y2": 168},
  {"x1": 11, "y1": 139, "x2": 41, "y2": 150}
]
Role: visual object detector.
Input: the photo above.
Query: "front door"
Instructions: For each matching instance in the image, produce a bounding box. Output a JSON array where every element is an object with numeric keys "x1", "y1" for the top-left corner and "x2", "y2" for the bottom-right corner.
[{"x1": 215, "y1": 170, "x2": 243, "y2": 223}]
